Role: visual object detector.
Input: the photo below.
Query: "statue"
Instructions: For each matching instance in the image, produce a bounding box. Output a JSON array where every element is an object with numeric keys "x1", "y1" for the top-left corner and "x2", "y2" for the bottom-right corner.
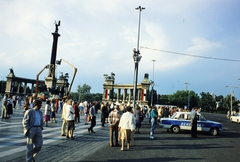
[
  {"x1": 9, "y1": 68, "x2": 14, "y2": 75},
  {"x1": 54, "y1": 21, "x2": 60, "y2": 33}
]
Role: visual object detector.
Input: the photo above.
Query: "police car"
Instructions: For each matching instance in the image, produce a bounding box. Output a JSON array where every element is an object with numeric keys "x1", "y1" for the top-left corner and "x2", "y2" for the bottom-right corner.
[{"x1": 159, "y1": 112, "x2": 222, "y2": 136}]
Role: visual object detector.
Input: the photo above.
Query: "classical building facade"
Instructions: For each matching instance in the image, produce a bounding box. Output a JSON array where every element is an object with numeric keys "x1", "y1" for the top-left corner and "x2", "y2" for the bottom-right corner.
[{"x1": 102, "y1": 73, "x2": 151, "y2": 106}]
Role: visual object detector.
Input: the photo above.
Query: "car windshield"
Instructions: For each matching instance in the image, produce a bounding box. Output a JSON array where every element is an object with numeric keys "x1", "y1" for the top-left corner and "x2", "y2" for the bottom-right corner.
[
  {"x1": 171, "y1": 113, "x2": 178, "y2": 119},
  {"x1": 199, "y1": 114, "x2": 206, "y2": 121}
]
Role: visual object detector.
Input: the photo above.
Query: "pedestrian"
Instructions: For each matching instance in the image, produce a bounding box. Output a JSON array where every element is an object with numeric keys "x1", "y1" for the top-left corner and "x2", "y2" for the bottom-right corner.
[
  {"x1": 55, "y1": 98, "x2": 59, "y2": 113},
  {"x1": 73, "y1": 101, "x2": 80, "y2": 123},
  {"x1": 1, "y1": 99, "x2": 7, "y2": 118},
  {"x1": 50, "y1": 99, "x2": 57, "y2": 123},
  {"x1": 101, "y1": 102, "x2": 108, "y2": 127},
  {"x1": 65, "y1": 99, "x2": 75, "y2": 139},
  {"x1": 7, "y1": 95, "x2": 13, "y2": 118},
  {"x1": 118, "y1": 106, "x2": 136, "y2": 151},
  {"x1": 23, "y1": 101, "x2": 30, "y2": 115},
  {"x1": 149, "y1": 106, "x2": 158, "y2": 139},
  {"x1": 78, "y1": 101, "x2": 83, "y2": 114},
  {"x1": 22, "y1": 99, "x2": 43, "y2": 162},
  {"x1": 61, "y1": 98, "x2": 68, "y2": 136},
  {"x1": 18, "y1": 95, "x2": 22, "y2": 108},
  {"x1": 108, "y1": 105, "x2": 120, "y2": 147},
  {"x1": 134, "y1": 105, "x2": 143, "y2": 133},
  {"x1": 84, "y1": 102, "x2": 90, "y2": 125},
  {"x1": 190, "y1": 107, "x2": 199, "y2": 138},
  {"x1": 58, "y1": 99, "x2": 63, "y2": 113},
  {"x1": 88, "y1": 102, "x2": 97, "y2": 133},
  {"x1": 44, "y1": 100, "x2": 51, "y2": 126}
]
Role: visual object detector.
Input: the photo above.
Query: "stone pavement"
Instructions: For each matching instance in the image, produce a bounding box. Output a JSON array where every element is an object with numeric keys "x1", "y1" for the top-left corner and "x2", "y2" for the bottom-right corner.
[{"x1": 1, "y1": 105, "x2": 211, "y2": 162}]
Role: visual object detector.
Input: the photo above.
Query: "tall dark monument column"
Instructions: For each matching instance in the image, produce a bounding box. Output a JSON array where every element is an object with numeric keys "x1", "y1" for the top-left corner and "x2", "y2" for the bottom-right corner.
[{"x1": 45, "y1": 21, "x2": 61, "y2": 89}]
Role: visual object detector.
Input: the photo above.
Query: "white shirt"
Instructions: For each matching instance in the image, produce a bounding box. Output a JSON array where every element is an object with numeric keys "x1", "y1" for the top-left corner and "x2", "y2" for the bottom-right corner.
[
  {"x1": 65, "y1": 104, "x2": 75, "y2": 121},
  {"x1": 119, "y1": 111, "x2": 136, "y2": 130}
]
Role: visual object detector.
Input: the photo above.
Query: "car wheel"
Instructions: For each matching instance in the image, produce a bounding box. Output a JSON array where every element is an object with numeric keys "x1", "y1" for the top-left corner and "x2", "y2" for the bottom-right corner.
[
  {"x1": 210, "y1": 127, "x2": 219, "y2": 136},
  {"x1": 171, "y1": 125, "x2": 180, "y2": 133}
]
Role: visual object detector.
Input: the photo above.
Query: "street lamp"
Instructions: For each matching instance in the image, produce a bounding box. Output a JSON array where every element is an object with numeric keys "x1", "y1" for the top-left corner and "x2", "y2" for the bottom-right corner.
[
  {"x1": 150, "y1": 80, "x2": 154, "y2": 106},
  {"x1": 185, "y1": 82, "x2": 190, "y2": 109},
  {"x1": 151, "y1": 60, "x2": 156, "y2": 106},
  {"x1": 133, "y1": 6, "x2": 145, "y2": 110},
  {"x1": 155, "y1": 85, "x2": 159, "y2": 104},
  {"x1": 225, "y1": 86, "x2": 238, "y2": 116}
]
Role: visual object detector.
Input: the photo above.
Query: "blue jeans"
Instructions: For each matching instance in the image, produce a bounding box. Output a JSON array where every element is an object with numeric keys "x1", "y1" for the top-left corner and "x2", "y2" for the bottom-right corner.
[{"x1": 150, "y1": 118, "x2": 157, "y2": 136}]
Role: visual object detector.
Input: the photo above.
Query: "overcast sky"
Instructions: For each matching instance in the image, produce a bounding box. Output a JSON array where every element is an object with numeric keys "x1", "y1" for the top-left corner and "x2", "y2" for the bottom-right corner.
[{"x1": 1, "y1": 0, "x2": 240, "y2": 100}]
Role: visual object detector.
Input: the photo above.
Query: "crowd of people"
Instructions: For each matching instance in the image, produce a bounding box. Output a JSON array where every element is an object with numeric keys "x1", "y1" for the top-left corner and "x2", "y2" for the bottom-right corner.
[{"x1": 1, "y1": 92, "x2": 199, "y2": 161}]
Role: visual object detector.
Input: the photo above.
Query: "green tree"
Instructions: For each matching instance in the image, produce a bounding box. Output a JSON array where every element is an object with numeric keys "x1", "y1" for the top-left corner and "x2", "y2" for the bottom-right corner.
[
  {"x1": 158, "y1": 94, "x2": 170, "y2": 105},
  {"x1": 199, "y1": 92, "x2": 216, "y2": 112},
  {"x1": 222, "y1": 94, "x2": 239, "y2": 113},
  {"x1": 168, "y1": 90, "x2": 199, "y2": 108},
  {"x1": 77, "y1": 84, "x2": 91, "y2": 101}
]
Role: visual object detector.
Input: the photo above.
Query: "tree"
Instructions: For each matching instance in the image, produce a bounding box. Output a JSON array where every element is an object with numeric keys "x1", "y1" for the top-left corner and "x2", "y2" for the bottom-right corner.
[
  {"x1": 222, "y1": 94, "x2": 239, "y2": 113},
  {"x1": 158, "y1": 94, "x2": 170, "y2": 105},
  {"x1": 199, "y1": 92, "x2": 216, "y2": 112},
  {"x1": 168, "y1": 90, "x2": 199, "y2": 108},
  {"x1": 77, "y1": 84, "x2": 91, "y2": 101}
]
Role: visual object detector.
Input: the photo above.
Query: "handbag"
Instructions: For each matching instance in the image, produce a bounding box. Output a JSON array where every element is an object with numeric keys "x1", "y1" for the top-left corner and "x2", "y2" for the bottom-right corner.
[{"x1": 87, "y1": 115, "x2": 91, "y2": 122}]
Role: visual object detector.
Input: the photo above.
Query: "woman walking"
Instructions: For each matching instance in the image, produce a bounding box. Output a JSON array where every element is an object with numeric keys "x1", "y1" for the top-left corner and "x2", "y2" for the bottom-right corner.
[
  {"x1": 118, "y1": 106, "x2": 136, "y2": 151},
  {"x1": 44, "y1": 100, "x2": 51, "y2": 126},
  {"x1": 149, "y1": 106, "x2": 158, "y2": 139}
]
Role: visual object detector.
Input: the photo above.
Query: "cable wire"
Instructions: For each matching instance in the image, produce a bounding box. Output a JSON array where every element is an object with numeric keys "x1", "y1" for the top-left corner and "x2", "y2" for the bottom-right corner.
[{"x1": 141, "y1": 46, "x2": 240, "y2": 62}]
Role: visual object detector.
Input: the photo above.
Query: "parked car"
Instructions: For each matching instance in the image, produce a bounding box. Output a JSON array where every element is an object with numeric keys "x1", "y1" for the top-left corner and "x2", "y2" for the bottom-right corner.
[
  {"x1": 159, "y1": 112, "x2": 223, "y2": 136},
  {"x1": 230, "y1": 113, "x2": 240, "y2": 124}
]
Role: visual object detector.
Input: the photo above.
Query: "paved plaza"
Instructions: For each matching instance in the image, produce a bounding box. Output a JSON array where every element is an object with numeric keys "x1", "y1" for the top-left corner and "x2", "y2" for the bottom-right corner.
[{"x1": 1, "y1": 101, "x2": 237, "y2": 162}]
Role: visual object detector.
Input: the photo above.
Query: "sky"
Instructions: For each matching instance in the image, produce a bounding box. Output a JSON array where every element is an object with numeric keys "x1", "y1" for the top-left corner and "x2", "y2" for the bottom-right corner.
[{"x1": 1, "y1": 0, "x2": 240, "y2": 100}]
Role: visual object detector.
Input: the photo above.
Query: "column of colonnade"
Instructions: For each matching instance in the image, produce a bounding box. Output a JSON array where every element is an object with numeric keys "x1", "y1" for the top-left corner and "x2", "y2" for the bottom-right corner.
[{"x1": 103, "y1": 87, "x2": 146, "y2": 104}]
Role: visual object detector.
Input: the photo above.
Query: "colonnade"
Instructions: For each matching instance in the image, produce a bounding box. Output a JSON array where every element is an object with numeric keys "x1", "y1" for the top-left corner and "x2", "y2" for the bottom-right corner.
[{"x1": 102, "y1": 73, "x2": 151, "y2": 106}]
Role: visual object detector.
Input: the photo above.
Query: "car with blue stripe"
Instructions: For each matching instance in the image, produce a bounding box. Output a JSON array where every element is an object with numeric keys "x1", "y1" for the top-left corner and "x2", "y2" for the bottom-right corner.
[{"x1": 159, "y1": 112, "x2": 223, "y2": 136}]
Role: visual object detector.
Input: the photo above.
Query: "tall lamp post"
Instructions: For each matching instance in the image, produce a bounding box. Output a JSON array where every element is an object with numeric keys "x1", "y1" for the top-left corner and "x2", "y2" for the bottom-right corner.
[
  {"x1": 133, "y1": 6, "x2": 145, "y2": 110},
  {"x1": 225, "y1": 86, "x2": 238, "y2": 116},
  {"x1": 185, "y1": 82, "x2": 190, "y2": 109},
  {"x1": 150, "y1": 80, "x2": 154, "y2": 106},
  {"x1": 151, "y1": 60, "x2": 156, "y2": 106}
]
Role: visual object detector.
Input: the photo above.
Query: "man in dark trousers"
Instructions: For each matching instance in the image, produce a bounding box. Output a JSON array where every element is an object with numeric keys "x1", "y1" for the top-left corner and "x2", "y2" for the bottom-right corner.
[
  {"x1": 22, "y1": 99, "x2": 44, "y2": 162},
  {"x1": 190, "y1": 107, "x2": 199, "y2": 138},
  {"x1": 108, "y1": 105, "x2": 120, "y2": 147},
  {"x1": 88, "y1": 102, "x2": 96, "y2": 133},
  {"x1": 101, "y1": 102, "x2": 108, "y2": 127}
]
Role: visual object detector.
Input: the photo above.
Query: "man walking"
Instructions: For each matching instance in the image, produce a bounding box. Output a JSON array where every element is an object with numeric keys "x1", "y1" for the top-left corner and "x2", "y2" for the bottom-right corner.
[
  {"x1": 108, "y1": 105, "x2": 120, "y2": 147},
  {"x1": 22, "y1": 99, "x2": 44, "y2": 162},
  {"x1": 88, "y1": 102, "x2": 96, "y2": 133},
  {"x1": 61, "y1": 98, "x2": 68, "y2": 136},
  {"x1": 190, "y1": 107, "x2": 199, "y2": 138}
]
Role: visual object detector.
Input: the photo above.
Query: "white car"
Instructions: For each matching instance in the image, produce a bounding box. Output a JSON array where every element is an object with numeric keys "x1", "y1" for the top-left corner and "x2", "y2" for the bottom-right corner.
[
  {"x1": 230, "y1": 113, "x2": 240, "y2": 124},
  {"x1": 160, "y1": 112, "x2": 223, "y2": 136}
]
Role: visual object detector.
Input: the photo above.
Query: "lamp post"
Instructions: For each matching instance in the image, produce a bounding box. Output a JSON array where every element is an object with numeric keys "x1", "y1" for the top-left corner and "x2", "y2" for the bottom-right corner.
[
  {"x1": 133, "y1": 6, "x2": 145, "y2": 110},
  {"x1": 225, "y1": 86, "x2": 238, "y2": 116},
  {"x1": 78, "y1": 84, "x2": 81, "y2": 102},
  {"x1": 155, "y1": 84, "x2": 159, "y2": 104},
  {"x1": 151, "y1": 60, "x2": 156, "y2": 106},
  {"x1": 185, "y1": 82, "x2": 190, "y2": 109},
  {"x1": 150, "y1": 80, "x2": 154, "y2": 106},
  {"x1": 1, "y1": 76, "x2": 4, "y2": 94}
]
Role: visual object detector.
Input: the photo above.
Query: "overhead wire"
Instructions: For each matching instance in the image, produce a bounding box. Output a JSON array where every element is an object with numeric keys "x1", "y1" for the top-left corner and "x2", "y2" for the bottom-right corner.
[{"x1": 140, "y1": 46, "x2": 240, "y2": 62}]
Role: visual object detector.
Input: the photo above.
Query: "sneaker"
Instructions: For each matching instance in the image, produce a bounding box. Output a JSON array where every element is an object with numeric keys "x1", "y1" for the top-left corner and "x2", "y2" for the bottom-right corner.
[
  {"x1": 121, "y1": 147, "x2": 124, "y2": 151},
  {"x1": 150, "y1": 136, "x2": 154, "y2": 139}
]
